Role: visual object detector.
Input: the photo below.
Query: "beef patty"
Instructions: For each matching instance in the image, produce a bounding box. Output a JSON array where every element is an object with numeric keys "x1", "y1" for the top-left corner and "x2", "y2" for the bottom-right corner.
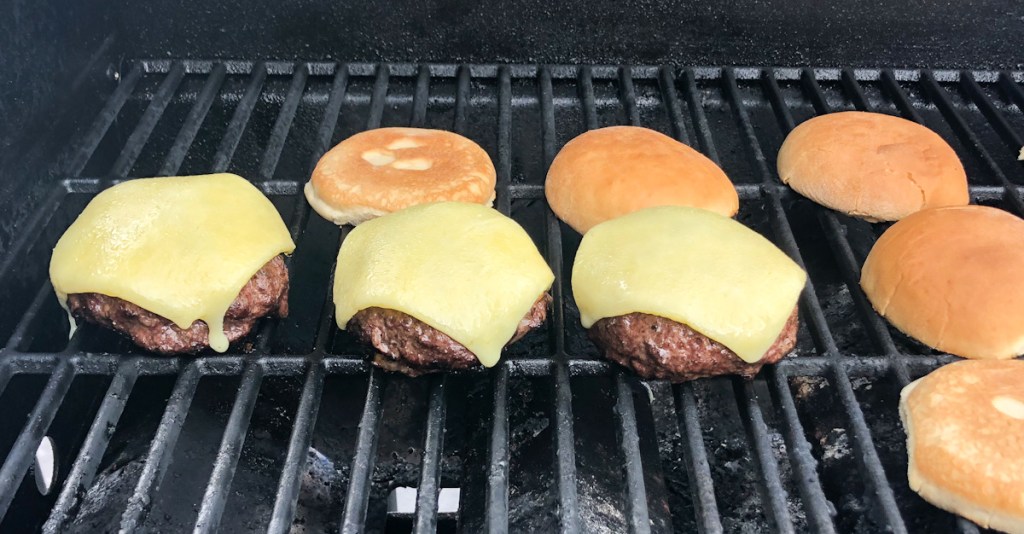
[
  {"x1": 347, "y1": 294, "x2": 551, "y2": 377},
  {"x1": 589, "y1": 306, "x2": 799, "y2": 382},
  {"x1": 65, "y1": 255, "x2": 289, "y2": 354}
]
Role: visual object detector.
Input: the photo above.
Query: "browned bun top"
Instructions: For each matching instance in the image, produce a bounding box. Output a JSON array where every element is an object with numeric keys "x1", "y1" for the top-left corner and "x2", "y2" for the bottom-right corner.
[
  {"x1": 305, "y1": 128, "x2": 496, "y2": 225},
  {"x1": 544, "y1": 126, "x2": 738, "y2": 234},
  {"x1": 777, "y1": 111, "x2": 968, "y2": 221},
  {"x1": 861, "y1": 205, "x2": 1024, "y2": 359},
  {"x1": 900, "y1": 360, "x2": 1024, "y2": 533}
]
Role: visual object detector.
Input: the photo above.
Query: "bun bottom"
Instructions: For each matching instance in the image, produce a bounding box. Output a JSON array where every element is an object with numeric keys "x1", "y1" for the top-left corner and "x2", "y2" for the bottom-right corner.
[
  {"x1": 900, "y1": 380, "x2": 1024, "y2": 534},
  {"x1": 304, "y1": 182, "x2": 496, "y2": 226}
]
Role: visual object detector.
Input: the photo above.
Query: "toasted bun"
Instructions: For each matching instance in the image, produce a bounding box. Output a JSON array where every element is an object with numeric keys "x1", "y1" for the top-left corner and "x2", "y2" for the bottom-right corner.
[
  {"x1": 545, "y1": 126, "x2": 738, "y2": 234},
  {"x1": 777, "y1": 111, "x2": 968, "y2": 221},
  {"x1": 860, "y1": 206, "x2": 1024, "y2": 359},
  {"x1": 900, "y1": 360, "x2": 1024, "y2": 533},
  {"x1": 306, "y1": 128, "x2": 496, "y2": 225}
]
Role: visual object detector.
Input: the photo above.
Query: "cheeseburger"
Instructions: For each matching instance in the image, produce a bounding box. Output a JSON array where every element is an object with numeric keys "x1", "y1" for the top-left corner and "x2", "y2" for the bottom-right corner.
[
  {"x1": 333, "y1": 202, "x2": 553, "y2": 376},
  {"x1": 50, "y1": 174, "x2": 295, "y2": 354},
  {"x1": 571, "y1": 206, "x2": 806, "y2": 381}
]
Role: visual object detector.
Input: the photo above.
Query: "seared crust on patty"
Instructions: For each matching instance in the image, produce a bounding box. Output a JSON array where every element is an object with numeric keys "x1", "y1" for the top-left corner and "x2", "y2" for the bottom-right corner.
[
  {"x1": 65, "y1": 256, "x2": 289, "y2": 354},
  {"x1": 348, "y1": 294, "x2": 551, "y2": 377},
  {"x1": 589, "y1": 306, "x2": 798, "y2": 382}
]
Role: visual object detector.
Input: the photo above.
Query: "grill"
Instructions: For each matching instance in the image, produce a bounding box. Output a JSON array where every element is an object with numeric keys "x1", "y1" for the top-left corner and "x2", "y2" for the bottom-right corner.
[{"x1": 0, "y1": 59, "x2": 1022, "y2": 533}]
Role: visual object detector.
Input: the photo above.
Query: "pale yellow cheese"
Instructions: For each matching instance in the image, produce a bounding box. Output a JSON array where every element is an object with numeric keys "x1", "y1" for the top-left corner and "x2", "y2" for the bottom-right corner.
[
  {"x1": 333, "y1": 202, "x2": 554, "y2": 367},
  {"x1": 572, "y1": 206, "x2": 806, "y2": 363},
  {"x1": 50, "y1": 174, "x2": 295, "y2": 352}
]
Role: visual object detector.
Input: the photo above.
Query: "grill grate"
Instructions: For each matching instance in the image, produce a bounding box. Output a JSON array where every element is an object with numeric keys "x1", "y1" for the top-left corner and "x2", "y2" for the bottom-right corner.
[{"x1": 0, "y1": 60, "x2": 1022, "y2": 533}]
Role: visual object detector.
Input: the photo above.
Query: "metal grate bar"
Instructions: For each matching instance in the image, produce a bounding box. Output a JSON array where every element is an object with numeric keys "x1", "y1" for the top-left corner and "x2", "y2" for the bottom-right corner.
[
  {"x1": 618, "y1": 66, "x2": 642, "y2": 126},
  {"x1": 0, "y1": 184, "x2": 64, "y2": 280},
  {"x1": 879, "y1": 71, "x2": 925, "y2": 123},
  {"x1": 5, "y1": 281, "x2": 57, "y2": 351},
  {"x1": 614, "y1": 374, "x2": 652, "y2": 533},
  {"x1": 998, "y1": 72, "x2": 1024, "y2": 113},
  {"x1": 307, "y1": 64, "x2": 351, "y2": 172},
  {"x1": 257, "y1": 64, "x2": 310, "y2": 180},
  {"x1": 339, "y1": 368, "x2": 385, "y2": 534},
  {"x1": 732, "y1": 378, "x2": 794, "y2": 533},
  {"x1": 411, "y1": 65, "x2": 430, "y2": 128},
  {"x1": 486, "y1": 67, "x2": 514, "y2": 533},
  {"x1": 918, "y1": 71, "x2": 1024, "y2": 212},
  {"x1": 211, "y1": 62, "x2": 268, "y2": 172},
  {"x1": 42, "y1": 359, "x2": 139, "y2": 533},
  {"x1": 959, "y1": 73, "x2": 1024, "y2": 151},
  {"x1": 495, "y1": 66, "x2": 512, "y2": 215},
  {"x1": 65, "y1": 63, "x2": 145, "y2": 175},
  {"x1": 0, "y1": 360, "x2": 74, "y2": 517},
  {"x1": 578, "y1": 66, "x2": 599, "y2": 129},
  {"x1": 486, "y1": 364, "x2": 511, "y2": 532},
  {"x1": 763, "y1": 68, "x2": 909, "y2": 533},
  {"x1": 682, "y1": 69, "x2": 719, "y2": 163},
  {"x1": 159, "y1": 63, "x2": 228, "y2": 175},
  {"x1": 267, "y1": 361, "x2": 325, "y2": 534},
  {"x1": 672, "y1": 383, "x2": 723, "y2": 534},
  {"x1": 413, "y1": 375, "x2": 447, "y2": 534},
  {"x1": 110, "y1": 62, "x2": 187, "y2": 177},
  {"x1": 119, "y1": 362, "x2": 202, "y2": 531},
  {"x1": 658, "y1": 66, "x2": 691, "y2": 145},
  {"x1": 765, "y1": 366, "x2": 837, "y2": 533},
  {"x1": 539, "y1": 65, "x2": 582, "y2": 534},
  {"x1": 454, "y1": 66, "x2": 471, "y2": 134},
  {"x1": 192, "y1": 361, "x2": 265, "y2": 533}
]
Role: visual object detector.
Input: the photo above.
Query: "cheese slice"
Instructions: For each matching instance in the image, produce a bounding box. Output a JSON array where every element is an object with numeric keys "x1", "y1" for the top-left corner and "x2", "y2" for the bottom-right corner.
[
  {"x1": 333, "y1": 202, "x2": 554, "y2": 367},
  {"x1": 50, "y1": 174, "x2": 295, "y2": 352},
  {"x1": 572, "y1": 206, "x2": 806, "y2": 363}
]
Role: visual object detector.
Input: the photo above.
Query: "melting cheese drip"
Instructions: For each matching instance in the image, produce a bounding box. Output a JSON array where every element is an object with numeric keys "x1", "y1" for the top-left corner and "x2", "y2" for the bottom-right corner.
[
  {"x1": 50, "y1": 174, "x2": 295, "y2": 352},
  {"x1": 572, "y1": 206, "x2": 806, "y2": 363},
  {"x1": 333, "y1": 202, "x2": 554, "y2": 367}
]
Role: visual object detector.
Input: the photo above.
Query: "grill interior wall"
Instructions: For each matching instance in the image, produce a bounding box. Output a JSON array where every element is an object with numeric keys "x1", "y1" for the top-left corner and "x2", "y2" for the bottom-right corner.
[{"x1": 0, "y1": 61, "x2": 1022, "y2": 533}]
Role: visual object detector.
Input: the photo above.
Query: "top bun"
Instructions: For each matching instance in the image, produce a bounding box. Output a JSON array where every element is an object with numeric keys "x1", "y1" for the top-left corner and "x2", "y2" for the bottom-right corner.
[
  {"x1": 305, "y1": 128, "x2": 496, "y2": 226},
  {"x1": 777, "y1": 111, "x2": 968, "y2": 221},
  {"x1": 545, "y1": 126, "x2": 738, "y2": 234},
  {"x1": 861, "y1": 205, "x2": 1024, "y2": 359}
]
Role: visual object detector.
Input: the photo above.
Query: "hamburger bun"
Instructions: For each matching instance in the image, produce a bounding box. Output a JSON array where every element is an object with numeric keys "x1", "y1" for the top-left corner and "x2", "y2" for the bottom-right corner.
[
  {"x1": 900, "y1": 360, "x2": 1024, "y2": 533},
  {"x1": 777, "y1": 111, "x2": 968, "y2": 221},
  {"x1": 545, "y1": 126, "x2": 738, "y2": 234},
  {"x1": 860, "y1": 205, "x2": 1024, "y2": 359},
  {"x1": 305, "y1": 128, "x2": 496, "y2": 226}
]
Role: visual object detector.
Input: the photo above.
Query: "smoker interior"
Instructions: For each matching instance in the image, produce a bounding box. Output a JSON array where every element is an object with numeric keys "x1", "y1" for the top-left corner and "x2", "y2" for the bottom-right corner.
[{"x1": 0, "y1": 60, "x2": 1022, "y2": 533}]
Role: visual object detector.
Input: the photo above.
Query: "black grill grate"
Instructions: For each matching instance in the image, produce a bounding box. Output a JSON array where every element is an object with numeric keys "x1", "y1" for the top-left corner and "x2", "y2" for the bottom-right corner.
[{"x1": 0, "y1": 60, "x2": 1022, "y2": 533}]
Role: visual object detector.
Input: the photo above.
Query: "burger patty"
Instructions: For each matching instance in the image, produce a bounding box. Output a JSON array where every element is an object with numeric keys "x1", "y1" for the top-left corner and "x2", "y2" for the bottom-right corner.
[
  {"x1": 65, "y1": 255, "x2": 289, "y2": 355},
  {"x1": 589, "y1": 307, "x2": 799, "y2": 382},
  {"x1": 347, "y1": 294, "x2": 552, "y2": 377}
]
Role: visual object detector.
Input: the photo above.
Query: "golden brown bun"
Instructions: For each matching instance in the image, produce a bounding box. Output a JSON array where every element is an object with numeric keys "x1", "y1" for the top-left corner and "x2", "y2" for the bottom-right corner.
[
  {"x1": 777, "y1": 111, "x2": 968, "y2": 221},
  {"x1": 306, "y1": 128, "x2": 496, "y2": 225},
  {"x1": 861, "y1": 206, "x2": 1024, "y2": 359},
  {"x1": 900, "y1": 360, "x2": 1024, "y2": 533},
  {"x1": 545, "y1": 126, "x2": 738, "y2": 234}
]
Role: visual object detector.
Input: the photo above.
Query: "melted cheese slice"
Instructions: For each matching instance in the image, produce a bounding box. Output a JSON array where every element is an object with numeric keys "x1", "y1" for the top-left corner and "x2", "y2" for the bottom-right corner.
[
  {"x1": 334, "y1": 202, "x2": 554, "y2": 367},
  {"x1": 50, "y1": 174, "x2": 295, "y2": 352},
  {"x1": 572, "y1": 206, "x2": 806, "y2": 363}
]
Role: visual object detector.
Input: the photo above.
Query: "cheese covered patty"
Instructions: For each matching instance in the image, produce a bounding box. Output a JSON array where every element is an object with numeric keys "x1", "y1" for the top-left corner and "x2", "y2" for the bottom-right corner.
[
  {"x1": 333, "y1": 202, "x2": 554, "y2": 368},
  {"x1": 50, "y1": 174, "x2": 295, "y2": 352}
]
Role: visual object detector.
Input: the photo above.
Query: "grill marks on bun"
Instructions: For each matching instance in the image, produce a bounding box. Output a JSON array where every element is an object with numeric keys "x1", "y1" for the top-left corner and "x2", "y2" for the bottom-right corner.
[
  {"x1": 900, "y1": 360, "x2": 1024, "y2": 533},
  {"x1": 305, "y1": 128, "x2": 496, "y2": 226}
]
